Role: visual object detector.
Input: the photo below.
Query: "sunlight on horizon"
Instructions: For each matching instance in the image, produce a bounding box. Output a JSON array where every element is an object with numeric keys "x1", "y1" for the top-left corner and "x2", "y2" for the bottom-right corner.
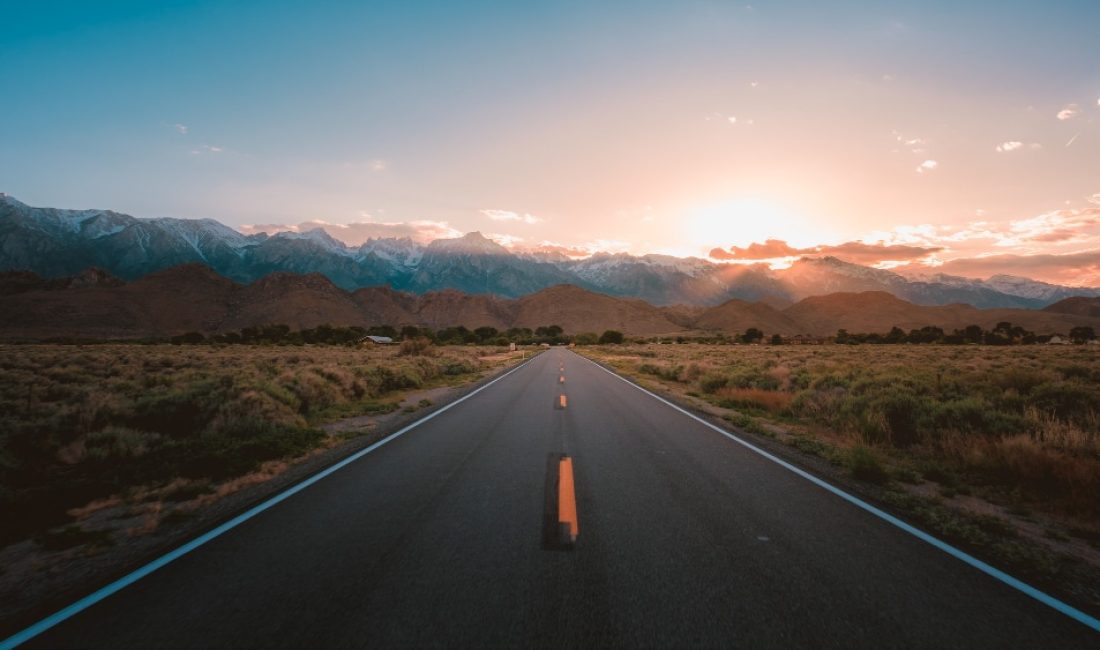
[{"x1": 685, "y1": 198, "x2": 831, "y2": 252}]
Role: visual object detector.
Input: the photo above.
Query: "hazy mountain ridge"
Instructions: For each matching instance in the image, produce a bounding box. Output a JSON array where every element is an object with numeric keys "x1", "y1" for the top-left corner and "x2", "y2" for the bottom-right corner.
[
  {"x1": 3, "y1": 195, "x2": 1099, "y2": 308},
  {"x1": 3, "y1": 265, "x2": 1099, "y2": 340}
]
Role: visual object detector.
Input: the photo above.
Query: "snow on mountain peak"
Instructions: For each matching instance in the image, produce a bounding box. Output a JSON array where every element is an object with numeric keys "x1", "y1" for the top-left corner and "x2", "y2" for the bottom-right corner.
[{"x1": 427, "y1": 231, "x2": 509, "y2": 255}]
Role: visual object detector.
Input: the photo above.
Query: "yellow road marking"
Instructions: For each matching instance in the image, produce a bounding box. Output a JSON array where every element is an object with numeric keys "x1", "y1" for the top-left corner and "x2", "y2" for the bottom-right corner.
[
  {"x1": 559, "y1": 375, "x2": 565, "y2": 383},
  {"x1": 558, "y1": 456, "x2": 578, "y2": 543},
  {"x1": 559, "y1": 394, "x2": 568, "y2": 408}
]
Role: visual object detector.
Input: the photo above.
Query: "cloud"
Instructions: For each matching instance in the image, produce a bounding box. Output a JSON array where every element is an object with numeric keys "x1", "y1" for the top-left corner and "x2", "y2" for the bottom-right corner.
[
  {"x1": 528, "y1": 243, "x2": 592, "y2": 259},
  {"x1": 892, "y1": 130, "x2": 926, "y2": 154},
  {"x1": 240, "y1": 218, "x2": 462, "y2": 246},
  {"x1": 369, "y1": 159, "x2": 387, "y2": 172},
  {"x1": 485, "y1": 233, "x2": 526, "y2": 248},
  {"x1": 1057, "y1": 103, "x2": 1081, "y2": 120},
  {"x1": 173, "y1": 123, "x2": 188, "y2": 135},
  {"x1": 709, "y1": 239, "x2": 941, "y2": 264},
  {"x1": 190, "y1": 144, "x2": 224, "y2": 155},
  {"x1": 995, "y1": 141, "x2": 1041, "y2": 153},
  {"x1": 933, "y1": 250, "x2": 1100, "y2": 286},
  {"x1": 481, "y1": 209, "x2": 543, "y2": 224},
  {"x1": 916, "y1": 159, "x2": 938, "y2": 174},
  {"x1": 816, "y1": 241, "x2": 943, "y2": 264},
  {"x1": 710, "y1": 239, "x2": 808, "y2": 260}
]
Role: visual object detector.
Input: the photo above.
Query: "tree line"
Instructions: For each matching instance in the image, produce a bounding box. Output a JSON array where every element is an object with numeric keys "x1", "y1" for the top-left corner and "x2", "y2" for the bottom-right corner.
[{"x1": 171, "y1": 324, "x2": 627, "y2": 346}]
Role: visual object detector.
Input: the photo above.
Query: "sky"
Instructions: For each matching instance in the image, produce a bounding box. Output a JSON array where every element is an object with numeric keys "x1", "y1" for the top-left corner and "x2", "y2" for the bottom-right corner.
[{"x1": 2, "y1": 1, "x2": 1099, "y2": 285}]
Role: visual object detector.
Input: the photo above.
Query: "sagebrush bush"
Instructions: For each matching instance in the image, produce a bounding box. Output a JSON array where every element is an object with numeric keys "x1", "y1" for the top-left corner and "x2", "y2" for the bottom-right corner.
[
  {"x1": 605, "y1": 343, "x2": 1100, "y2": 522},
  {"x1": 0, "y1": 343, "x2": 494, "y2": 546}
]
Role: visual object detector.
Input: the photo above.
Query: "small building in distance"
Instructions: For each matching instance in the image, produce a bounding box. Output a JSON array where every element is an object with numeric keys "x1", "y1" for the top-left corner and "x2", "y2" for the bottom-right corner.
[
  {"x1": 784, "y1": 334, "x2": 828, "y2": 345},
  {"x1": 1046, "y1": 335, "x2": 1070, "y2": 345},
  {"x1": 359, "y1": 335, "x2": 394, "y2": 345}
]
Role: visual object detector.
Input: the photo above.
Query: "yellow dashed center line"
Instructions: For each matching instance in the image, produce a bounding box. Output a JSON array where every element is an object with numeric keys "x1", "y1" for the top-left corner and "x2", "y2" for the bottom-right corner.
[{"x1": 558, "y1": 456, "x2": 578, "y2": 543}]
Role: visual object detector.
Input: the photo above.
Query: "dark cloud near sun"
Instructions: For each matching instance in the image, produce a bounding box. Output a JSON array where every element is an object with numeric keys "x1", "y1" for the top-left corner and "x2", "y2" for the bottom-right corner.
[{"x1": 709, "y1": 239, "x2": 942, "y2": 264}]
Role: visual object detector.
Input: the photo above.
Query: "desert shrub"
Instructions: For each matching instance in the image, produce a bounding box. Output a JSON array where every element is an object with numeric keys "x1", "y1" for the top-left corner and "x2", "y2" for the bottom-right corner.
[
  {"x1": 866, "y1": 390, "x2": 929, "y2": 447},
  {"x1": 84, "y1": 427, "x2": 161, "y2": 462},
  {"x1": 1027, "y1": 381, "x2": 1100, "y2": 427},
  {"x1": 398, "y1": 337, "x2": 435, "y2": 357},
  {"x1": 725, "y1": 366, "x2": 780, "y2": 390},
  {"x1": 440, "y1": 358, "x2": 478, "y2": 376},
  {"x1": 698, "y1": 373, "x2": 728, "y2": 394},
  {"x1": 849, "y1": 446, "x2": 890, "y2": 484},
  {"x1": 993, "y1": 367, "x2": 1051, "y2": 395},
  {"x1": 129, "y1": 380, "x2": 231, "y2": 437},
  {"x1": 715, "y1": 387, "x2": 793, "y2": 414},
  {"x1": 928, "y1": 398, "x2": 1025, "y2": 438},
  {"x1": 955, "y1": 435, "x2": 1100, "y2": 517}
]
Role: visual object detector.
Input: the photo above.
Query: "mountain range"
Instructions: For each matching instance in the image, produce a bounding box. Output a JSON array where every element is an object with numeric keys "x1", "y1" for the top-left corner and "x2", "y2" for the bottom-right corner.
[
  {"x1": 3, "y1": 194, "x2": 1098, "y2": 309},
  {"x1": 2, "y1": 265, "x2": 1099, "y2": 340}
]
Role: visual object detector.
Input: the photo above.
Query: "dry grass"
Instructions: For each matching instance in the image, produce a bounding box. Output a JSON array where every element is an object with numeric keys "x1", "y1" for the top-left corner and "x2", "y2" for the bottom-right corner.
[
  {"x1": 0, "y1": 343, "x2": 513, "y2": 547},
  {"x1": 586, "y1": 343, "x2": 1100, "y2": 528}
]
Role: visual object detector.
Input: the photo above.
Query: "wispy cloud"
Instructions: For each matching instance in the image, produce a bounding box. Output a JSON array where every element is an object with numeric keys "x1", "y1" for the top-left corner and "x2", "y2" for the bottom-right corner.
[
  {"x1": 240, "y1": 218, "x2": 462, "y2": 246},
  {"x1": 995, "y1": 141, "x2": 1041, "y2": 153},
  {"x1": 190, "y1": 144, "x2": 224, "y2": 155},
  {"x1": 369, "y1": 159, "x2": 387, "y2": 172},
  {"x1": 892, "y1": 130, "x2": 926, "y2": 154},
  {"x1": 916, "y1": 159, "x2": 938, "y2": 174},
  {"x1": 1057, "y1": 103, "x2": 1081, "y2": 120},
  {"x1": 172, "y1": 123, "x2": 188, "y2": 135},
  {"x1": 481, "y1": 209, "x2": 543, "y2": 224},
  {"x1": 485, "y1": 233, "x2": 525, "y2": 247}
]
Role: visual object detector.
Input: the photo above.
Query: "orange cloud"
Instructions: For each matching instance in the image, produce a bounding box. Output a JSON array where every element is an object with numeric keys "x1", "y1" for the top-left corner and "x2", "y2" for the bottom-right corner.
[
  {"x1": 709, "y1": 239, "x2": 941, "y2": 264},
  {"x1": 932, "y1": 250, "x2": 1100, "y2": 287},
  {"x1": 816, "y1": 241, "x2": 943, "y2": 264}
]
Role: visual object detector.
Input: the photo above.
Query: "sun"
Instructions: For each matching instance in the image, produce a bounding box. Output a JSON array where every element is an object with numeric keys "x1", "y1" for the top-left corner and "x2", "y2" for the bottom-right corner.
[{"x1": 685, "y1": 198, "x2": 823, "y2": 254}]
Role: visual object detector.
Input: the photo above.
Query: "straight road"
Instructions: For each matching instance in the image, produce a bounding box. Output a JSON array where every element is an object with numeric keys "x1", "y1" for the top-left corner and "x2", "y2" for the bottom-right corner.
[{"x1": 11, "y1": 349, "x2": 1100, "y2": 648}]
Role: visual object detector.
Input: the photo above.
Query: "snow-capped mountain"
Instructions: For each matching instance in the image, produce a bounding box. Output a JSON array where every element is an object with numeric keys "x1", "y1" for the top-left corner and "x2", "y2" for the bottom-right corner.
[{"x1": 2, "y1": 195, "x2": 1097, "y2": 307}]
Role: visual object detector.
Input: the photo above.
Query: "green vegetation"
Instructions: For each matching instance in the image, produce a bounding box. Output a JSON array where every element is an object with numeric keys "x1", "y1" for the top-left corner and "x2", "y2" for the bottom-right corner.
[
  {"x1": 585, "y1": 343, "x2": 1100, "y2": 531},
  {"x1": 0, "y1": 343, "x2": 504, "y2": 547}
]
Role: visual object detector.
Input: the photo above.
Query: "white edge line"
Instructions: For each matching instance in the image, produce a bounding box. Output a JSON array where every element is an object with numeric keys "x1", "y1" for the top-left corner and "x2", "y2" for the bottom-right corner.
[
  {"x1": 576, "y1": 351, "x2": 1100, "y2": 634},
  {"x1": 1, "y1": 355, "x2": 540, "y2": 650}
]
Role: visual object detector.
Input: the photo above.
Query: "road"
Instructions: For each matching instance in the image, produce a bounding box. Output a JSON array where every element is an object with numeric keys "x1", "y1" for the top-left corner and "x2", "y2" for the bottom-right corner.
[{"x1": 10, "y1": 348, "x2": 1100, "y2": 648}]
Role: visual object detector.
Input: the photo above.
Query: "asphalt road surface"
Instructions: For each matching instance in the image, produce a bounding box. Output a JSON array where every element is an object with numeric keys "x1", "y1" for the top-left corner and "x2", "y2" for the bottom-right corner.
[{"x1": 12, "y1": 349, "x2": 1100, "y2": 648}]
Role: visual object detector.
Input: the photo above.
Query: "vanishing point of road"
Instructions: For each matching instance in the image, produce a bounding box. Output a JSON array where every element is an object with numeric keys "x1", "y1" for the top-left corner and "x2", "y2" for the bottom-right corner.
[{"x1": 7, "y1": 349, "x2": 1100, "y2": 648}]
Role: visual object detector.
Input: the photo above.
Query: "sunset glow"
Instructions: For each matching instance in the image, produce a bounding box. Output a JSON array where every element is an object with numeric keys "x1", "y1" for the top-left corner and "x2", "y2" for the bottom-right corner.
[{"x1": 2, "y1": 1, "x2": 1098, "y2": 284}]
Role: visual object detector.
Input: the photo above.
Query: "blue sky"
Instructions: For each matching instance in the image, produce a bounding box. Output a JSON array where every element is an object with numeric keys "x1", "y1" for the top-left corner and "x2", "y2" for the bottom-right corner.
[{"x1": 2, "y1": 1, "x2": 1099, "y2": 281}]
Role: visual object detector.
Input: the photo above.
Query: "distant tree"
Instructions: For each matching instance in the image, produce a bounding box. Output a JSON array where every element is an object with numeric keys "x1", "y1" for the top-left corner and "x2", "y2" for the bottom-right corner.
[
  {"x1": 835, "y1": 329, "x2": 852, "y2": 344},
  {"x1": 170, "y1": 331, "x2": 205, "y2": 345},
  {"x1": 770, "y1": 334, "x2": 783, "y2": 345},
  {"x1": 400, "y1": 325, "x2": 423, "y2": 340},
  {"x1": 536, "y1": 325, "x2": 564, "y2": 338},
  {"x1": 908, "y1": 326, "x2": 944, "y2": 344},
  {"x1": 598, "y1": 330, "x2": 625, "y2": 344},
  {"x1": 1070, "y1": 326, "x2": 1097, "y2": 344},
  {"x1": 962, "y1": 324, "x2": 983, "y2": 344},
  {"x1": 473, "y1": 326, "x2": 499, "y2": 343},
  {"x1": 884, "y1": 326, "x2": 906, "y2": 344},
  {"x1": 436, "y1": 326, "x2": 472, "y2": 344},
  {"x1": 573, "y1": 332, "x2": 599, "y2": 345},
  {"x1": 741, "y1": 327, "x2": 764, "y2": 344}
]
